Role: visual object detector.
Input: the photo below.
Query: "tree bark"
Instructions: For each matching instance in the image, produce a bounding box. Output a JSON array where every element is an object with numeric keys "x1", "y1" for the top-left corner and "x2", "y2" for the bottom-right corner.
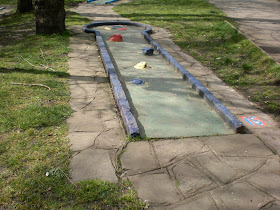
[
  {"x1": 17, "y1": 0, "x2": 33, "y2": 13},
  {"x1": 33, "y1": 0, "x2": 66, "y2": 34}
]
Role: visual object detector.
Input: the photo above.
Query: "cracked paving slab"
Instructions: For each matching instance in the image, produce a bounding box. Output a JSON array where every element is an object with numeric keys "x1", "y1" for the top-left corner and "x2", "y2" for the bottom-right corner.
[
  {"x1": 169, "y1": 160, "x2": 217, "y2": 196},
  {"x1": 247, "y1": 158, "x2": 280, "y2": 200},
  {"x1": 69, "y1": 131, "x2": 100, "y2": 151},
  {"x1": 211, "y1": 181, "x2": 274, "y2": 209},
  {"x1": 156, "y1": 195, "x2": 218, "y2": 210},
  {"x1": 220, "y1": 156, "x2": 267, "y2": 174},
  {"x1": 127, "y1": 169, "x2": 183, "y2": 205},
  {"x1": 121, "y1": 141, "x2": 159, "y2": 175},
  {"x1": 67, "y1": 111, "x2": 104, "y2": 132},
  {"x1": 252, "y1": 127, "x2": 280, "y2": 155},
  {"x1": 69, "y1": 78, "x2": 97, "y2": 99},
  {"x1": 189, "y1": 151, "x2": 241, "y2": 185},
  {"x1": 70, "y1": 147, "x2": 118, "y2": 183},
  {"x1": 94, "y1": 128, "x2": 125, "y2": 149},
  {"x1": 152, "y1": 138, "x2": 209, "y2": 167},
  {"x1": 201, "y1": 134, "x2": 274, "y2": 157}
]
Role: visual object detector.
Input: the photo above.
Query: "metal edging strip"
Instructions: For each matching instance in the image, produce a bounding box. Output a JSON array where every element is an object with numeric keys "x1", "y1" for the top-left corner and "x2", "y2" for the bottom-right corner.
[{"x1": 83, "y1": 21, "x2": 245, "y2": 135}]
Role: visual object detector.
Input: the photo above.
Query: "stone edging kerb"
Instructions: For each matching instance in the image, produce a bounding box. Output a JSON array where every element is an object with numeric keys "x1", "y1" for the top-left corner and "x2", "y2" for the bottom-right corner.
[{"x1": 83, "y1": 21, "x2": 245, "y2": 136}]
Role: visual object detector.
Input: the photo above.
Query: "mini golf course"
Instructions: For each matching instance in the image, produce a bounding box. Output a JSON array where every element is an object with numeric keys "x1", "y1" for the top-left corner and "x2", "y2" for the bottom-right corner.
[
  {"x1": 86, "y1": 0, "x2": 119, "y2": 4},
  {"x1": 83, "y1": 22, "x2": 244, "y2": 138}
]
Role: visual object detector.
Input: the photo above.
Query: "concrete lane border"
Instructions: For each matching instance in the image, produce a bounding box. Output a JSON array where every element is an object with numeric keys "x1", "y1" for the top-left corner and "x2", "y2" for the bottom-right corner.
[{"x1": 83, "y1": 21, "x2": 245, "y2": 136}]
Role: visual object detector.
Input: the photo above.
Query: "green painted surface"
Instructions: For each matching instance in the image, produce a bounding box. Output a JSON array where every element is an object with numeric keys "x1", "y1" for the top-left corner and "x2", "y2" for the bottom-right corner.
[{"x1": 98, "y1": 26, "x2": 234, "y2": 138}]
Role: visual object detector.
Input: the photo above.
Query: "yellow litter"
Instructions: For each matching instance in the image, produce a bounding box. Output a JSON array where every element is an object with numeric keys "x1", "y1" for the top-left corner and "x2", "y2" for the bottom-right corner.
[
  {"x1": 104, "y1": 27, "x2": 111, "y2": 30},
  {"x1": 134, "y1": 61, "x2": 147, "y2": 70}
]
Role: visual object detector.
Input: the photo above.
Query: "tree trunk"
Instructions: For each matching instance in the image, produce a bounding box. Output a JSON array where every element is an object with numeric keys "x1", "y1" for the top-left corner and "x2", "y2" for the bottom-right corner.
[
  {"x1": 17, "y1": 0, "x2": 33, "y2": 13},
  {"x1": 33, "y1": 0, "x2": 65, "y2": 34}
]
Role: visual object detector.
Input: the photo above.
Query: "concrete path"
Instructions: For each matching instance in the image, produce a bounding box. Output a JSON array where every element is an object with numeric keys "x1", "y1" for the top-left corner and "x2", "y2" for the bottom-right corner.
[
  {"x1": 67, "y1": 1, "x2": 280, "y2": 208},
  {"x1": 207, "y1": 0, "x2": 280, "y2": 64},
  {"x1": 67, "y1": 24, "x2": 125, "y2": 182}
]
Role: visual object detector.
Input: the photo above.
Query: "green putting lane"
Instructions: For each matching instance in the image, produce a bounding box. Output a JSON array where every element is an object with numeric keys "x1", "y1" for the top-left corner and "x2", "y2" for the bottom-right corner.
[
  {"x1": 87, "y1": 0, "x2": 114, "y2": 4},
  {"x1": 97, "y1": 26, "x2": 234, "y2": 138}
]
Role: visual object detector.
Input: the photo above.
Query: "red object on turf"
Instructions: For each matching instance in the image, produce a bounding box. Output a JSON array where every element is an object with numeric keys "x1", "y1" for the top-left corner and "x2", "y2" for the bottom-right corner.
[
  {"x1": 109, "y1": 34, "x2": 123, "y2": 42},
  {"x1": 118, "y1": 27, "x2": 127, "y2": 31}
]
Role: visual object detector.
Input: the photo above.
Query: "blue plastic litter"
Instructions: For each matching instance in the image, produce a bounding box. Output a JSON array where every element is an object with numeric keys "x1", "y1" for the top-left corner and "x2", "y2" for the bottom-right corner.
[
  {"x1": 142, "y1": 47, "x2": 154, "y2": 56},
  {"x1": 105, "y1": 0, "x2": 119, "y2": 4},
  {"x1": 86, "y1": 0, "x2": 96, "y2": 2},
  {"x1": 130, "y1": 78, "x2": 145, "y2": 85},
  {"x1": 0, "y1": 7, "x2": 5, "y2": 11}
]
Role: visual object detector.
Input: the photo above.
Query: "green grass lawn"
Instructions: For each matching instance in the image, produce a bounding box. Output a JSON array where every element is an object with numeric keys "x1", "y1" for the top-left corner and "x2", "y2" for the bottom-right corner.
[
  {"x1": 0, "y1": 3, "x2": 144, "y2": 209},
  {"x1": 114, "y1": 0, "x2": 280, "y2": 121}
]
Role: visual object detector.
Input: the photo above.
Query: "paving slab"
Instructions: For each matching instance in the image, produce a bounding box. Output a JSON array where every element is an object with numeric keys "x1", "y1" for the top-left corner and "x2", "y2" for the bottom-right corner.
[
  {"x1": 198, "y1": 73, "x2": 229, "y2": 92},
  {"x1": 170, "y1": 160, "x2": 216, "y2": 196},
  {"x1": 157, "y1": 195, "x2": 218, "y2": 210},
  {"x1": 184, "y1": 67, "x2": 213, "y2": 77},
  {"x1": 94, "y1": 128, "x2": 125, "y2": 149},
  {"x1": 220, "y1": 156, "x2": 267, "y2": 174},
  {"x1": 69, "y1": 131, "x2": 100, "y2": 151},
  {"x1": 102, "y1": 118, "x2": 121, "y2": 130},
  {"x1": 212, "y1": 182, "x2": 274, "y2": 209},
  {"x1": 68, "y1": 58, "x2": 91, "y2": 71},
  {"x1": 71, "y1": 148, "x2": 118, "y2": 183},
  {"x1": 68, "y1": 47, "x2": 96, "y2": 58},
  {"x1": 217, "y1": 88, "x2": 260, "y2": 114},
  {"x1": 128, "y1": 170, "x2": 183, "y2": 204},
  {"x1": 202, "y1": 134, "x2": 274, "y2": 157},
  {"x1": 210, "y1": 91, "x2": 246, "y2": 116},
  {"x1": 247, "y1": 158, "x2": 280, "y2": 200},
  {"x1": 152, "y1": 138, "x2": 208, "y2": 167},
  {"x1": 121, "y1": 141, "x2": 158, "y2": 175},
  {"x1": 83, "y1": 94, "x2": 115, "y2": 110},
  {"x1": 100, "y1": 109, "x2": 119, "y2": 121},
  {"x1": 259, "y1": 201, "x2": 280, "y2": 210},
  {"x1": 67, "y1": 111, "x2": 103, "y2": 132},
  {"x1": 68, "y1": 68, "x2": 96, "y2": 77},
  {"x1": 69, "y1": 77, "x2": 97, "y2": 99},
  {"x1": 69, "y1": 97, "x2": 96, "y2": 111},
  {"x1": 253, "y1": 127, "x2": 280, "y2": 155},
  {"x1": 88, "y1": 61, "x2": 105, "y2": 70},
  {"x1": 189, "y1": 151, "x2": 240, "y2": 184},
  {"x1": 93, "y1": 74, "x2": 109, "y2": 84}
]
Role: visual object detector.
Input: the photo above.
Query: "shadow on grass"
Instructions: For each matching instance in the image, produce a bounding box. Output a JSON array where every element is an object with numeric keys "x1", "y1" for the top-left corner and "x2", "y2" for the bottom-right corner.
[
  {"x1": 0, "y1": 67, "x2": 70, "y2": 77},
  {"x1": 122, "y1": 12, "x2": 225, "y2": 20}
]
